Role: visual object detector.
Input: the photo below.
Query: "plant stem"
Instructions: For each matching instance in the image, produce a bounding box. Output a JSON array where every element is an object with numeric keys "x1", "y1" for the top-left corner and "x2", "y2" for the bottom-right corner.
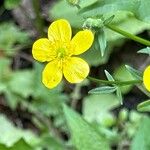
[
  {"x1": 32, "y1": 0, "x2": 45, "y2": 36},
  {"x1": 87, "y1": 76, "x2": 142, "y2": 86},
  {"x1": 105, "y1": 24, "x2": 150, "y2": 46}
]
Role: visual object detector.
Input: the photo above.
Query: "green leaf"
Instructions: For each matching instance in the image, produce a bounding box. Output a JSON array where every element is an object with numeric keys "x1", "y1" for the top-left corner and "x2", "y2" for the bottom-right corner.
[
  {"x1": 4, "y1": 0, "x2": 21, "y2": 9},
  {"x1": 103, "y1": 15, "x2": 115, "y2": 25},
  {"x1": 8, "y1": 70, "x2": 34, "y2": 98},
  {"x1": 137, "y1": 100, "x2": 150, "y2": 112},
  {"x1": 0, "y1": 114, "x2": 39, "y2": 147},
  {"x1": 125, "y1": 65, "x2": 142, "y2": 80},
  {"x1": 0, "y1": 139, "x2": 33, "y2": 150},
  {"x1": 113, "y1": 65, "x2": 134, "y2": 94},
  {"x1": 79, "y1": 0, "x2": 98, "y2": 8},
  {"x1": 0, "y1": 22, "x2": 30, "y2": 56},
  {"x1": 79, "y1": 0, "x2": 150, "y2": 23},
  {"x1": 83, "y1": 94, "x2": 119, "y2": 123},
  {"x1": 38, "y1": 134, "x2": 66, "y2": 150},
  {"x1": 97, "y1": 29, "x2": 107, "y2": 56},
  {"x1": 89, "y1": 86, "x2": 116, "y2": 94},
  {"x1": 0, "y1": 58, "x2": 11, "y2": 79},
  {"x1": 131, "y1": 117, "x2": 150, "y2": 150},
  {"x1": 104, "y1": 70, "x2": 115, "y2": 81},
  {"x1": 116, "y1": 87, "x2": 123, "y2": 105},
  {"x1": 63, "y1": 104, "x2": 110, "y2": 150},
  {"x1": 138, "y1": 47, "x2": 150, "y2": 55},
  {"x1": 49, "y1": 0, "x2": 84, "y2": 28}
]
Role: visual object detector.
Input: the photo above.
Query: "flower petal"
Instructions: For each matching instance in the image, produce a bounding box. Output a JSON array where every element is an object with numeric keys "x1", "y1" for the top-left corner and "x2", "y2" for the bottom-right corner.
[
  {"x1": 63, "y1": 57, "x2": 89, "y2": 83},
  {"x1": 48, "y1": 19, "x2": 72, "y2": 43},
  {"x1": 32, "y1": 38, "x2": 57, "y2": 62},
  {"x1": 71, "y1": 29, "x2": 94, "y2": 55},
  {"x1": 42, "y1": 59, "x2": 63, "y2": 89},
  {"x1": 143, "y1": 65, "x2": 150, "y2": 91}
]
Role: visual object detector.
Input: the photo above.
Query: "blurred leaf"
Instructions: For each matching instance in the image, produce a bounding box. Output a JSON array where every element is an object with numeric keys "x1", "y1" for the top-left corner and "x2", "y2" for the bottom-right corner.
[
  {"x1": 79, "y1": 0, "x2": 98, "y2": 8},
  {"x1": 0, "y1": 22, "x2": 30, "y2": 56},
  {"x1": 125, "y1": 65, "x2": 142, "y2": 80},
  {"x1": 38, "y1": 134, "x2": 66, "y2": 150},
  {"x1": 0, "y1": 114, "x2": 39, "y2": 147},
  {"x1": 8, "y1": 70, "x2": 34, "y2": 98},
  {"x1": 63, "y1": 104, "x2": 110, "y2": 150},
  {"x1": 131, "y1": 117, "x2": 150, "y2": 150},
  {"x1": 137, "y1": 100, "x2": 150, "y2": 112},
  {"x1": 114, "y1": 65, "x2": 134, "y2": 94},
  {"x1": 0, "y1": 139, "x2": 32, "y2": 150},
  {"x1": 80, "y1": 42, "x2": 112, "y2": 66},
  {"x1": 0, "y1": 57, "x2": 11, "y2": 80},
  {"x1": 97, "y1": 29, "x2": 107, "y2": 56},
  {"x1": 116, "y1": 87, "x2": 123, "y2": 105},
  {"x1": 49, "y1": 0, "x2": 84, "y2": 28},
  {"x1": 138, "y1": 47, "x2": 150, "y2": 55},
  {"x1": 28, "y1": 63, "x2": 68, "y2": 131},
  {"x1": 4, "y1": 0, "x2": 21, "y2": 10},
  {"x1": 89, "y1": 86, "x2": 116, "y2": 94},
  {"x1": 83, "y1": 94, "x2": 119, "y2": 123},
  {"x1": 103, "y1": 15, "x2": 115, "y2": 25},
  {"x1": 79, "y1": 0, "x2": 150, "y2": 23}
]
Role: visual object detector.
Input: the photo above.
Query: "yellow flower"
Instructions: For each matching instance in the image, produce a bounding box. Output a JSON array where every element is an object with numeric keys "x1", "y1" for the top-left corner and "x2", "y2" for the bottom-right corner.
[
  {"x1": 32, "y1": 19, "x2": 94, "y2": 89},
  {"x1": 143, "y1": 65, "x2": 150, "y2": 91}
]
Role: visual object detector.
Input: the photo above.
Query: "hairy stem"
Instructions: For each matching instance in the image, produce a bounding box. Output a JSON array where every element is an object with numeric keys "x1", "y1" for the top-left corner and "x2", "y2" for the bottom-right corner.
[{"x1": 87, "y1": 76, "x2": 142, "y2": 86}]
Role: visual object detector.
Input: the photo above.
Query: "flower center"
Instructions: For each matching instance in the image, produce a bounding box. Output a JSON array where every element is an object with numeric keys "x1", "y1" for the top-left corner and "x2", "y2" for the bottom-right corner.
[{"x1": 57, "y1": 48, "x2": 67, "y2": 58}]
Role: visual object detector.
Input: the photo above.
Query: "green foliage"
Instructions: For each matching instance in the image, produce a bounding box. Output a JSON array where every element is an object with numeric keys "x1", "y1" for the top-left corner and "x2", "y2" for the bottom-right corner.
[
  {"x1": 131, "y1": 117, "x2": 150, "y2": 150},
  {"x1": 138, "y1": 47, "x2": 150, "y2": 55},
  {"x1": 113, "y1": 65, "x2": 134, "y2": 94},
  {"x1": 89, "y1": 86, "x2": 117, "y2": 94},
  {"x1": 63, "y1": 104, "x2": 110, "y2": 150},
  {"x1": 4, "y1": 0, "x2": 21, "y2": 10},
  {"x1": 0, "y1": 22, "x2": 30, "y2": 56},
  {"x1": 79, "y1": 0, "x2": 150, "y2": 23},
  {"x1": 137, "y1": 100, "x2": 150, "y2": 112},
  {"x1": 83, "y1": 94, "x2": 119, "y2": 124},
  {"x1": 0, "y1": 114, "x2": 38, "y2": 147}
]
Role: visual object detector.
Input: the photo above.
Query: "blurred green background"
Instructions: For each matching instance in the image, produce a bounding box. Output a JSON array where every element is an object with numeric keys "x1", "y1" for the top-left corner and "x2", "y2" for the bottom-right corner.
[{"x1": 0, "y1": 0, "x2": 150, "y2": 150}]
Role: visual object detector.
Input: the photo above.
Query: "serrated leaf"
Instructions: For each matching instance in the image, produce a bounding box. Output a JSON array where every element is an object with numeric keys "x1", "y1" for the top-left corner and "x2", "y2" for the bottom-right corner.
[
  {"x1": 137, "y1": 100, "x2": 150, "y2": 112},
  {"x1": 138, "y1": 47, "x2": 150, "y2": 55},
  {"x1": 97, "y1": 29, "x2": 107, "y2": 56},
  {"x1": 63, "y1": 104, "x2": 110, "y2": 150},
  {"x1": 89, "y1": 86, "x2": 116, "y2": 94},
  {"x1": 125, "y1": 65, "x2": 142, "y2": 80}
]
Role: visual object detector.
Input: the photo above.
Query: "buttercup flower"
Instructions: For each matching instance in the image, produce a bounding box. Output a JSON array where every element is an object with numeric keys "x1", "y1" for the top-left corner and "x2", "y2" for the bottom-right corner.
[
  {"x1": 32, "y1": 19, "x2": 94, "y2": 89},
  {"x1": 143, "y1": 65, "x2": 150, "y2": 91}
]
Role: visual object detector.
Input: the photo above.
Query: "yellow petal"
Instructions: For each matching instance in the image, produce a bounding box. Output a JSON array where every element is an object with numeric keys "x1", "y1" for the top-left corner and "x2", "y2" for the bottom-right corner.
[
  {"x1": 42, "y1": 59, "x2": 63, "y2": 89},
  {"x1": 63, "y1": 57, "x2": 89, "y2": 83},
  {"x1": 71, "y1": 29, "x2": 94, "y2": 55},
  {"x1": 32, "y1": 38, "x2": 57, "y2": 62},
  {"x1": 48, "y1": 19, "x2": 72, "y2": 43},
  {"x1": 143, "y1": 65, "x2": 150, "y2": 91}
]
